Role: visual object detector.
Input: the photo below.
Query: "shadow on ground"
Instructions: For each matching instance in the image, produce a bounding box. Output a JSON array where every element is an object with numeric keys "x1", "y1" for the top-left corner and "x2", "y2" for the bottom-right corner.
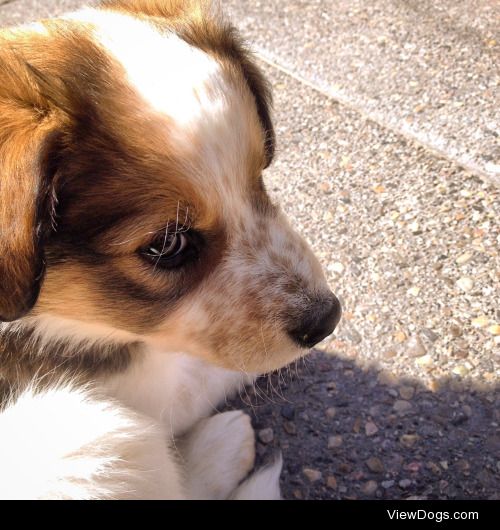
[{"x1": 227, "y1": 351, "x2": 499, "y2": 500}]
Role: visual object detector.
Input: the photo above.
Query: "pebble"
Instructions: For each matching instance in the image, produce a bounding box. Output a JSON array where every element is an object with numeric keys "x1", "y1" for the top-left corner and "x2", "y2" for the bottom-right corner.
[
  {"x1": 449, "y1": 324, "x2": 463, "y2": 337},
  {"x1": 393, "y1": 400, "x2": 412, "y2": 414},
  {"x1": 415, "y1": 354, "x2": 433, "y2": 366},
  {"x1": 456, "y1": 252, "x2": 473, "y2": 265},
  {"x1": 456, "y1": 277, "x2": 474, "y2": 292},
  {"x1": 488, "y1": 324, "x2": 500, "y2": 335},
  {"x1": 326, "y1": 476, "x2": 338, "y2": 490},
  {"x1": 362, "y1": 480, "x2": 378, "y2": 495},
  {"x1": 451, "y1": 413, "x2": 468, "y2": 426},
  {"x1": 366, "y1": 457, "x2": 385, "y2": 473},
  {"x1": 452, "y1": 365, "x2": 469, "y2": 376},
  {"x1": 258, "y1": 428, "x2": 274, "y2": 444},
  {"x1": 399, "y1": 385, "x2": 415, "y2": 400},
  {"x1": 400, "y1": 434, "x2": 419, "y2": 448},
  {"x1": 405, "y1": 335, "x2": 427, "y2": 357},
  {"x1": 381, "y1": 439, "x2": 393, "y2": 451},
  {"x1": 408, "y1": 221, "x2": 420, "y2": 233},
  {"x1": 281, "y1": 404, "x2": 295, "y2": 420},
  {"x1": 349, "y1": 470, "x2": 364, "y2": 481},
  {"x1": 455, "y1": 459, "x2": 470, "y2": 473},
  {"x1": 331, "y1": 262, "x2": 345, "y2": 274},
  {"x1": 339, "y1": 462, "x2": 352, "y2": 474},
  {"x1": 406, "y1": 461, "x2": 422, "y2": 473},
  {"x1": 452, "y1": 348, "x2": 469, "y2": 359},
  {"x1": 283, "y1": 421, "x2": 297, "y2": 435},
  {"x1": 326, "y1": 407, "x2": 337, "y2": 419},
  {"x1": 377, "y1": 370, "x2": 397, "y2": 386},
  {"x1": 427, "y1": 462, "x2": 441, "y2": 474},
  {"x1": 381, "y1": 480, "x2": 395, "y2": 489},
  {"x1": 303, "y1": 468, "x2": 322, "y2": 483},
  {"x1": 407, "y1": 286, "x2": 420, "y2": 297},
  {"x1": 428, "y1": 378, "x2": 442, "y2": 391},
  {"x1": 394, "y1": 331, "x2": 408, "y2": 343},
  {"x1": 421, "y1": 328, "x2": 439, "y2": 342},
  {"x1": 462, "y1": 405, "x2": 473, "y2": 417},
  {"x1": 365, "y1": 421, "x2": 379, "y2": 436},
  {"x1": 328, "y1": 435, "x2": 343, "y2": 449},
  {"x1": 353, "y1": 417, "x2": 362, "y2": 433},
  {"x1": 345, "y1": 328, "x2": 362, "y2": 344},
  {"x1": 399, "y1": 479, "x2": 412, "y2": 489},
  {"x1": 471, "y1": 315, "x2": 490, "y2": 328}
]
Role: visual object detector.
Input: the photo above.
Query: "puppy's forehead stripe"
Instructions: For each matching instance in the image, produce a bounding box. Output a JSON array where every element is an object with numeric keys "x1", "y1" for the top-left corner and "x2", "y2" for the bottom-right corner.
[
  {"x1": 70, "y1": 11, "x2": 249, "y2": 134},
  {"x1": 72, "y1": 10, "x2": 222, "y2": 127}
]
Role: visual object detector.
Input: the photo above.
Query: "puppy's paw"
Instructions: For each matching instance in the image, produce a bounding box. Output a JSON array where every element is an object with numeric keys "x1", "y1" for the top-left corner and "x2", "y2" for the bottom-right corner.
[
  {"x1": 232, "y1": 453, "x2": 283, "y2": 500},
  {"x1": 180, "y1": 410, "x2": 255, "y2": 500}
]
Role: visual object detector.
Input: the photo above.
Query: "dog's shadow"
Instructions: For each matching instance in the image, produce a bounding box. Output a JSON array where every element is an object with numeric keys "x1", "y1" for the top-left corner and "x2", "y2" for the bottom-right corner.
[{"x1": 225, "y1": 350, "x2": 499, "y2": 500}]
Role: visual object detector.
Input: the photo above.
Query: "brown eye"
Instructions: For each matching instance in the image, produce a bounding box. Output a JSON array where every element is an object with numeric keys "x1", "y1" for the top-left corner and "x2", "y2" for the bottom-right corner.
[
  {"x1": 145, "y1": 233, "x2": 187, "y2": 259},
  {"x1": 142, "y1": 232, "x2": 188, "y2": 268},
  {"x1": 140, "y1": 230, "x2": 201, "y2": 270}
]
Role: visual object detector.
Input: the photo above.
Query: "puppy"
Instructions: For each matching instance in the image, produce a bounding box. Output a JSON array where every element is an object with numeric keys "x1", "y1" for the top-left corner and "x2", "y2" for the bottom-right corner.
[{"x1": 0, "y1": 0, "x2": 341, "y2": 499}]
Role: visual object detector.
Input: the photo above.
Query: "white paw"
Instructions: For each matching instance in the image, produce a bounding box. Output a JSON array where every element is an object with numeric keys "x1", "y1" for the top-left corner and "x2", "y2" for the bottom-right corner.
[
  {"x1": 180, "y1": 410, "x2": 256, "y2": 499},
  {"x1": 232, "y1": 453, "x2": 283, "y2": 500}
]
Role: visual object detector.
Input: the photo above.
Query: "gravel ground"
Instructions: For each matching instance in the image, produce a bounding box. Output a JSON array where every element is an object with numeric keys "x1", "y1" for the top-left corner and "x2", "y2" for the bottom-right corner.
[
  {"x1": 1, "y1": 0, "x2": 499, "y2": 500},
  {"x1": 229, "y1": 350, "x2": 499, "y2": 500}
]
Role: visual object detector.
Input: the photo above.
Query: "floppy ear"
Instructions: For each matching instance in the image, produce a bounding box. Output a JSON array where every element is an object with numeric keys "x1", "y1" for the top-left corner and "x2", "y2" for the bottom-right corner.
[{"x1": 0, "y1": 57, "x2": 60, "y2": 322}]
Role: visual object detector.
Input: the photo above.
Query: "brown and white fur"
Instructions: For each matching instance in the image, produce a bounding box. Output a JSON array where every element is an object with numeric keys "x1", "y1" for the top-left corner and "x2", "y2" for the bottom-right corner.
[{"x1": 0, "y1": 0, "x2": 340, "y2": 499}]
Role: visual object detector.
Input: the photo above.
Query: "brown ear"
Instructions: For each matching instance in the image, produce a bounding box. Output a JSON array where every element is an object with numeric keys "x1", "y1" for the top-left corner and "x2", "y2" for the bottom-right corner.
[{"x1": 0, "y1": 57, "x2": 60, "y2": 322}]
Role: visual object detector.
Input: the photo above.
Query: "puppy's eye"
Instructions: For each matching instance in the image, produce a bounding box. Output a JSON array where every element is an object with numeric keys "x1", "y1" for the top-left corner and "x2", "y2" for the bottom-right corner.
[{"x1": 140, "y1": 230, "x2": 195, "y2": 270}]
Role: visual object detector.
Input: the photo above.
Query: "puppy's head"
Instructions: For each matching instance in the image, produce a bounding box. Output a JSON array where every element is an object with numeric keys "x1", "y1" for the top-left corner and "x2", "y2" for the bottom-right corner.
[{"x1": 0, "y1": 1, "x2": 340, "y2": 373}]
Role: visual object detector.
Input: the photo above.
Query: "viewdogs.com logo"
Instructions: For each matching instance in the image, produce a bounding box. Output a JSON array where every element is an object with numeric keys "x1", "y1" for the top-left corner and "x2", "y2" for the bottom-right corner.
[{"x1": 387, "y1": 510, "x2": 478, "y2": 523}]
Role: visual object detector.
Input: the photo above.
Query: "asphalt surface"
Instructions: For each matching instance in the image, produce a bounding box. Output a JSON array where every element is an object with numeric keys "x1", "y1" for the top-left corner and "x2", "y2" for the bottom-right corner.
[{"x1": 1, "y1": 0, "x2": 498, "y2": 500}]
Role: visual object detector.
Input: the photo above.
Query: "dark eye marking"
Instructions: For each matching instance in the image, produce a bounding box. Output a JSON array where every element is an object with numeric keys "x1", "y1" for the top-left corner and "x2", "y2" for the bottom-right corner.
[{"x1": 139, "y1": 228, "x2": 202, "y2": 270}]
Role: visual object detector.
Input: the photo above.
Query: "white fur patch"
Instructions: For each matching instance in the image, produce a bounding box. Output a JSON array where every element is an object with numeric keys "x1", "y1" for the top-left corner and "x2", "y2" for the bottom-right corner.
[
  {"x1": 103, "y1": 348, "x2": 251, "y2": 435},
  {"x1": 232, "y1": 454, "x2": 283, "y2": 500},
  {"x1": 68, "y1": 9, "x2": 227, "y2": 132},
  {"x1": 0, "y1": 385, "x2": 183, "y2": 499},
  {"x1": 180, "y1": 410, "x2": 256, "y2": 499}
]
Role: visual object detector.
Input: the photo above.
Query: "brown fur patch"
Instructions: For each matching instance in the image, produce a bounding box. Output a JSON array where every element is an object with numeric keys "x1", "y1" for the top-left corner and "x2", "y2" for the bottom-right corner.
[
  {"x1": 0, "y1": 323, "x2": 139, "y2": 405},
  {"x1": 0, "y1": 52, "x2": 60, "y2": 321}
]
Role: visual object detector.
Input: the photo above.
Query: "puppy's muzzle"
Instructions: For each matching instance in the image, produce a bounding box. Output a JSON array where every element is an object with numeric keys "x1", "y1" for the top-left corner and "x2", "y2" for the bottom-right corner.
[{"x1": 288, "y1": 293, "x2": 342, "y2": 348}]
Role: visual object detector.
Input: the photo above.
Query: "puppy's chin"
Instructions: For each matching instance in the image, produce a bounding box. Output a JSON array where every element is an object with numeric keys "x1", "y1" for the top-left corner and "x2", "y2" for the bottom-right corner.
[
  {"x1": 145, "y1": 332, "x2": 308, "y2": 374},
  {"x1": 240, "y1": 346, "x2": 309, "y2": 375}
]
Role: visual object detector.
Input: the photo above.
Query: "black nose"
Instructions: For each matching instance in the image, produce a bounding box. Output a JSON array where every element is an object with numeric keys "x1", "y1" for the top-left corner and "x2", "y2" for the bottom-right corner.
[{"x1": 288, "y1": 294, "x2": 342, "y2": 348}]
